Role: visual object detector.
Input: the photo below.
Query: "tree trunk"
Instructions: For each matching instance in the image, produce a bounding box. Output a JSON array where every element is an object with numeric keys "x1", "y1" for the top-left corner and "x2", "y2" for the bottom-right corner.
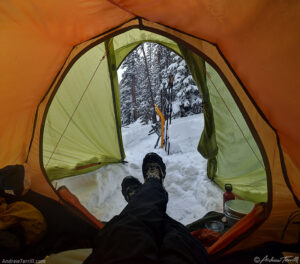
[
  {"x1": 158, "y1": 49, "x2": 162, "y2": 85},
  {"x1": 132, "y1": 76, "x2": 137, "y2": 121},
  {"x1": 141, "y1": 44, "x2": 156, "y2": 122}
]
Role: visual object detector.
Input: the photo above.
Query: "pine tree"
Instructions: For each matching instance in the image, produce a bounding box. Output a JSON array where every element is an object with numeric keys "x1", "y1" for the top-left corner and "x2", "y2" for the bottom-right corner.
[
  {"x1": 118, "y1": 42, "x2": 202, "y2": 125},
  {"x1": 141, "y1": 43, "x2": 156, "y2": 123},
  {"x1": 119, "y1": 49, "x2": 140, "y2": 125},
  {"x1": 163, "y1": 52, "x2": 202, "y2": 117}
]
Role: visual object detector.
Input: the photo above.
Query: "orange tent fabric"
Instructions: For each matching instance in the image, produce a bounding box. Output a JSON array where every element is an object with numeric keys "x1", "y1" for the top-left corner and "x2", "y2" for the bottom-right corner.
[
  {"x1": 0, "y1": 0, "x2": 299, "y2": 256},
  {"x1": 1, "y1": 0, "x2": 299, "y2": 196}
]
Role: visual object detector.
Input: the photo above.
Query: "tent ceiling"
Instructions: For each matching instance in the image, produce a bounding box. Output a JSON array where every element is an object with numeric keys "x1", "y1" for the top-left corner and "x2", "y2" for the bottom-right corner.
[{"x1": 1, "y1": 0, "x2": 299, "y2": 173}]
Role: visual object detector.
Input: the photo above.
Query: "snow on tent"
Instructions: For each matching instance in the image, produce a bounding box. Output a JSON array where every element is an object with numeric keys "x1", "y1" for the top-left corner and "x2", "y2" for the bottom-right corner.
[{"x1": 0, "y1": 0, "x2": 299, "y2": 258}]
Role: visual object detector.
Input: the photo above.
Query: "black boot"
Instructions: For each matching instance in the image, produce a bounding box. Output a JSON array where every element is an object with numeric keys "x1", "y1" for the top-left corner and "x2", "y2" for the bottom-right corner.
[
  {"x1": 121, "y1": 176, "x2": 142, "y2": 202},
  {"x1": 142, "y1": 153, "x2": 166, "y2": 184}
]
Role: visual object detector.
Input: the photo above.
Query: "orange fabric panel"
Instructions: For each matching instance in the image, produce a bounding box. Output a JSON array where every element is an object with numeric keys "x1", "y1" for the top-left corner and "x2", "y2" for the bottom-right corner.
[
  {"x1": 219, "y1": 13, "x2": 300, "y2": 175},
  {"x1": 58, "y1": 186, "x2": 104, "y2": 230},
  {"x1": 0, "y1": 111, "x2": 35, "y2": 165},
  {"x1": 0, "y1": 27, "x2": 69, "y2": 167},
  {"x1": 0, "y1": 0, "x2": 133, "y2": 167},
  {"x1": 112, "y1": 0, "x2": 300, "y2": 172},
  {"x1": 27, "y1": 125, "x2": 59, "y2": 200}
]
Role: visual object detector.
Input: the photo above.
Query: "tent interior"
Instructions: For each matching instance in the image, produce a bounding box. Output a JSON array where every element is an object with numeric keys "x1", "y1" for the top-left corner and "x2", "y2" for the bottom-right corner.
[{"x1": 1, "y1": 1, "x2": 299, "y2": 260}]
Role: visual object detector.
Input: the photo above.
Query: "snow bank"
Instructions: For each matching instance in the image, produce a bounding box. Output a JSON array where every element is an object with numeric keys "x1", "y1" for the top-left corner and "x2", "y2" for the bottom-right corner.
[{"x1": 56, "y1": 114, "x2": 223, "y2": 225}]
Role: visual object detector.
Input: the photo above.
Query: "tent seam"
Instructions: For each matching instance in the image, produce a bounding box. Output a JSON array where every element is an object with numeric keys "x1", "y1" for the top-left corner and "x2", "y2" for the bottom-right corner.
[
  {"x1": 107, "y1": 0, "x2": 138, "y2": 17},
  {"x1": 105, "y1": 39, "x2": 125, "y2": 161}
]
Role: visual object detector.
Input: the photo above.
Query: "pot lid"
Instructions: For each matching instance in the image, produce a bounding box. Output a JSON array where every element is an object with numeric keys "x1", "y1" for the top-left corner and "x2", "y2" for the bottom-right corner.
[{"x1": 225, "y1": 200, "x2": 255, "y2": 218}]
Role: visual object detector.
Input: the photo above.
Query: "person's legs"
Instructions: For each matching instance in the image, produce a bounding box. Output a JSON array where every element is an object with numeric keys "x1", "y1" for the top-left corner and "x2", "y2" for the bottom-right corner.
[
  {"x1": 84, "y1": 154, "x2": 168, "y2": 264},
  {"x1": 120, "y1": 178, "x2": 168, "y2": 240},
  {"x1": 83, "y1": 178, "x2": 167, "y2": 264},
  {"x1": 85, "y1": 153, "x2": 207, "y2": 264},
  {"x1": 120, "y1": 152, "x2": 168, "y2": 235},
  {"x1": 120, "y1": 176, "x2": 207, "y2": 264},
  {"x1": 160, "y1": 215, "x2": 208, "y2": 264},
  {"x1": 117, "y1": 153, "x2": 207, "y2": 263},
  {"x1": 121, "y1": 176, "x2": 142, "y2": 202},
  {"x1": 121, "y1": 177, "x2": 168, "y2": 214}
]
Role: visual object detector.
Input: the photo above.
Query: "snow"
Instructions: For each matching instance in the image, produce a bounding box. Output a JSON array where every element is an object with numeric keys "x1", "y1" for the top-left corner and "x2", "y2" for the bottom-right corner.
[
  {"x1": 177, "y1": 65, "x2": 185, "y2": 72},
  {"x1": 117, "y1": 67, "x2": 125, "y2": 82},
  {"x1": 172, "y1": 101, "x2": 181, "y2": 115},
  {"x1": 184, "y1": 99, "x2": 190, "y2": 107},
  {"x1": 185, "y1": 85, "x2": 198, "y2": 93},
  {"x1": 168, "y1": 62, "x2": 178, "y2": 71},
  {"x1": 174, "y1": 72, "x2": 185, "y2": 83},
  {"x1": 183, "y1": 75, "x2": 193, "y2": 85},
  {"x1": 194, "y1": 97, "x2": 202, "y2": 104},
  {"x1": 55, "y1": 114, "x2": 223, "y2": 225}
]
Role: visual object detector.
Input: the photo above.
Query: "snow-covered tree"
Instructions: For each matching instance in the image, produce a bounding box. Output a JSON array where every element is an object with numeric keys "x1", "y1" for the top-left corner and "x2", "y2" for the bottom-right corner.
[
  {"x1": 119, "y1": 49, "x2": 140, "y2": 125},
  {"x1": 118, "y1": 42, "x2": 202, "y2": 125},
  {"x1": 161, "y1": 52, "x2": 202, "y2": 117}
]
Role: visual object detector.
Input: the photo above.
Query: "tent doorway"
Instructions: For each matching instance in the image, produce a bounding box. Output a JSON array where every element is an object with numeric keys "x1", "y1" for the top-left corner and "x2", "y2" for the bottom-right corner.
[{"x1": 43, "y1": 29, "x2": 267, "y2": 205}]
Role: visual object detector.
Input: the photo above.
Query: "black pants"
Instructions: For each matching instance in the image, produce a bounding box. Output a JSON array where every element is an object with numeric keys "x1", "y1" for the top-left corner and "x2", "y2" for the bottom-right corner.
[{"x1": 84, "y1": 178, "x2": 208, "y2": 264}]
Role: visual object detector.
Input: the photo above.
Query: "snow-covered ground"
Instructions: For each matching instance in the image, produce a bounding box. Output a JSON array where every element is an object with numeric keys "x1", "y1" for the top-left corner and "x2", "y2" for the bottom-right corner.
[{"x1": 56, "y1": 114, "x2": 223, "y2": 225}]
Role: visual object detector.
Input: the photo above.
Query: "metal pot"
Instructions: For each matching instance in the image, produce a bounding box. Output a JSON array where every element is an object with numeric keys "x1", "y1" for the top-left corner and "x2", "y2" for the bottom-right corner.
[{"x1": 224, "y1": 200, "x2": 255, "y2": 227}]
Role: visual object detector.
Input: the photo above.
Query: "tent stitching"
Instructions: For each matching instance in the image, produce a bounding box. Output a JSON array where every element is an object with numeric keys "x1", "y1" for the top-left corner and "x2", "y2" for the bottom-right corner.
[{"x1": 107, "y1": 0, "x2": 137, "y2": 17}]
